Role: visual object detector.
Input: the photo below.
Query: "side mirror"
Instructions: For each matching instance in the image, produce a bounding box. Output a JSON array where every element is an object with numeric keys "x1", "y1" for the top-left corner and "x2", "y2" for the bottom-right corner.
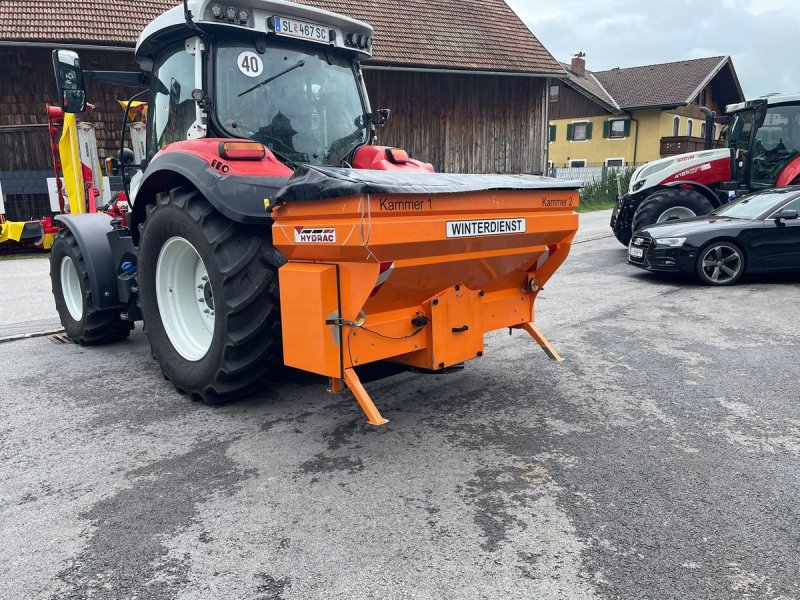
[
  {"x1": 52, "y1": 49, "x2": 87, "y2": 113},
  {"x1": 371, "y1": 108, "x2": 391, "y2": 126},
  {"x1": 775, "y1": 209, "x2": 799, "y2": 223}
]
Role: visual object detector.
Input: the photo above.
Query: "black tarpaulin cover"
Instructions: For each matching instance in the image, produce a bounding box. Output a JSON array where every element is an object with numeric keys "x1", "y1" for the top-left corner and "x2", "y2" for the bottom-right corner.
[{"x1": 274, "y1": 165, "x2": 582, "y2": 203}]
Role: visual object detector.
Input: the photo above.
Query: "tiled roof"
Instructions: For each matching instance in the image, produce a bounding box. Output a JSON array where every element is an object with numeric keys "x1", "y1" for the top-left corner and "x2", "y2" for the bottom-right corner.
[
  {"x1": 295, "y1": 0, "x2": 564, "y2": 74},
  {"x1": 558, "y1": 62, "x2": 619, "y2": 113},
  {"x1": 592, "y1": 56, "x2": 738, "y2": 109},
  {"x1": 0, "y1": 1, "x2": 169, "y2": 45},
  {"x1": 0, "y1": 0, "x2": 564, "y2": 74}
]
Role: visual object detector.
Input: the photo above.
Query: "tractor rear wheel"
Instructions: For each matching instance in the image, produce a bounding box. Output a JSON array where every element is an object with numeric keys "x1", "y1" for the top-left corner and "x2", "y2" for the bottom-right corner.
[
  {"x1": 137, "y1": 186, "x2": 283, "y2": 404},
  {"x1": 50, "y1": 229, "x2": 132, "y2": 344},
  {"x1": 631, "y1": 188, "x2": 714, "y2": 234}
]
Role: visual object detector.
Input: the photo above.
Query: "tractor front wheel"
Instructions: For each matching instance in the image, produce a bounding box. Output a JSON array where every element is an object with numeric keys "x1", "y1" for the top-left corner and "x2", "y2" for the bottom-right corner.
[
  {"x1": 137, "y1": 186, "x2": 283, "y2": 404},
  {"x1": 50, "y1": 229, "x2": 132, "y2": 344},
  {"x1": 631, "y1": 188, "x2": 714, "y2": 234}
]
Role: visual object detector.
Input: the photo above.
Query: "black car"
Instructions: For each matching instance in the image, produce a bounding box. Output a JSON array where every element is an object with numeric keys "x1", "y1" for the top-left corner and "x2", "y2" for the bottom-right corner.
[{"x1": 628, "y1": 187, "x2": 800, "y2": 285}]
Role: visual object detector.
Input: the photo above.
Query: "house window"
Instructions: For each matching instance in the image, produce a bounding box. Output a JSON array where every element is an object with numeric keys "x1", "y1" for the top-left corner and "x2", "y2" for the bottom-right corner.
[
  {"x1": 673, "y1": 116, "x2": 680, "y2": 137},
  {"x1": 606, "y1": 119, "x2": 628, "y2": 139},
  {"x1": 549, "y1": 85, "x2": 559, "y2": 102},
  {"x1": 569, "y1": 121, "x2": 591, "y2": 141},
  {"x1": 569, "y1": 159, "x2": 587, "y2": 168},
  {"x1": 605, "y1": 158, "x2": 625, "y2": 167},
  {"x1": 687, "y1": 119, "x2": 694, "y2": 137},
  {"x1": 701, "y1": 122, "x2": 707, "y2": 139},
  {"x1": 548, "y1": 124, "x2": 556, "y2": 142}
]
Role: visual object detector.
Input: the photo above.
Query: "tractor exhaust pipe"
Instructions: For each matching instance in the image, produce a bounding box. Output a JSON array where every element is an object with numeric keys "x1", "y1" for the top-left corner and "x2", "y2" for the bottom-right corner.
[{"x1": 700, "y1": 106, "x2": 715, "y2": 151}]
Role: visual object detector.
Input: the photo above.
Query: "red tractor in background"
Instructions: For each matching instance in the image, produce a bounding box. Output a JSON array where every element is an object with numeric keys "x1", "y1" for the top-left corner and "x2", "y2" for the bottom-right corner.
[{"x1": 611, "y1": 94, "x2": 800, "y2": 245}]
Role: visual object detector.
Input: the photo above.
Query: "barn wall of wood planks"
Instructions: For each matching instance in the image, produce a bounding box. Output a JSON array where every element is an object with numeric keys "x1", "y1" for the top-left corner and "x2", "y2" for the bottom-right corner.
[{"x1": 365, "y1": 69, "x2": 549, "y2": 174}]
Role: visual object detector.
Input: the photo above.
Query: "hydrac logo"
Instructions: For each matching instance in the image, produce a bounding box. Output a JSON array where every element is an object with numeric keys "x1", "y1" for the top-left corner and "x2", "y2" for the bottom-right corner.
[{"x1": 294, "y1": 227, "x2": 336, "y2": 243}]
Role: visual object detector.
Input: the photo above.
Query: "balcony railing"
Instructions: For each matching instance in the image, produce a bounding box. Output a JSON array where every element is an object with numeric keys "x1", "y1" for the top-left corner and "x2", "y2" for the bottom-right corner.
[{"x1": 660, "y1": 136, "x2": 724, "y2": 157}]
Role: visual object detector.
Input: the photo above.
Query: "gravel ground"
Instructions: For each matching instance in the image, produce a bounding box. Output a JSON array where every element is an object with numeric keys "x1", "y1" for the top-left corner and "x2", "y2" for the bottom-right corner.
[{"x1": 1, "y1": 210, "x2": 798, "y2": 599}]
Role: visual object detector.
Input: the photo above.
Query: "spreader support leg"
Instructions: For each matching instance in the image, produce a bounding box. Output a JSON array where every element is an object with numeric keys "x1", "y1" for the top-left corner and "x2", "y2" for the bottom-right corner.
[
  {"x1": 328, "y1": 377, "x2": 344, "y2": 394},
  {"x1": 342, "y1": 368, "x2": 389, "y2": 426},
  {"x1": 516, "y1": 322, "x2": 564, "y2": 362}
]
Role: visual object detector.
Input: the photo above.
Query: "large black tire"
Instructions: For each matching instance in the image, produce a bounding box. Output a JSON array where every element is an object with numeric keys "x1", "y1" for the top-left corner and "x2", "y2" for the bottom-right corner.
[
  {"x1": 50, "y1": 229, "x2": 133, "y2": 344},
  {"x1": 695, "y1": 240, "x2": 745, "y2": 286},
  {"x1": 137, "y1": 186, "x2": 283, "y2": 404},
  {"x1": 631, "y1": 188, "x2": 714, "y2": 235}
]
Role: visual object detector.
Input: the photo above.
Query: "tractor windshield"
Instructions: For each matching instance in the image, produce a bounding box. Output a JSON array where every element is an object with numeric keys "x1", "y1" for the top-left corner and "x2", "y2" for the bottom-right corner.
[{"x1": 215, "y1": 40, "x2": 369, "y2": 166}]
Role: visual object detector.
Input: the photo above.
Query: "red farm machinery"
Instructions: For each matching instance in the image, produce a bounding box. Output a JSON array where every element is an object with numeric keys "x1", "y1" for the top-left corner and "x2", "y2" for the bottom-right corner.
[
  {"x1": 612, "y1": 95, "x2": 800, "y2": 245},
  {"x1": 47, "y1": 0, "x2": 580, "y2": 424}
]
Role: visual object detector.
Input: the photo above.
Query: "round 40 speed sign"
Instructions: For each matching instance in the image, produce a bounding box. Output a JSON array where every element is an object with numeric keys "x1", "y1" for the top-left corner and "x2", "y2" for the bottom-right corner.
[{"x1": 237, "y1": 51, "x2": 264, "y2": 78}]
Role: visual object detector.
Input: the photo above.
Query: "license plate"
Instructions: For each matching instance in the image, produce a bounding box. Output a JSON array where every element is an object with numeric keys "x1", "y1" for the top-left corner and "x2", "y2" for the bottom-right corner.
[
  {"x1": 273, "y1": 16, "x2": 329, "y2": 43},
  {"x1": 629, "y1": 247, "x2": 644, "y2": 258}
]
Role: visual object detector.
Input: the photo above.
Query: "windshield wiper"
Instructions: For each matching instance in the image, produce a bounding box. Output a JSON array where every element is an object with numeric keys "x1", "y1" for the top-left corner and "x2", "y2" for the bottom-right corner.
[{"x1": 237, "y1": 60, "x2": 305, "y2": 97}]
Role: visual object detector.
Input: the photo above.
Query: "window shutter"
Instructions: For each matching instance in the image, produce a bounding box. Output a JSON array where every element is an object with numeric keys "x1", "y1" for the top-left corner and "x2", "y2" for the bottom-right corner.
[
  {"x1": 624, "y1": 120, "x2": 632, "y2": 137},
  {"x1": 603, "y1": 121, "x2": 611, "y2": 138},
  {"x1": 567, "y1": 123, "x2": 574, "y2": 141},
  {"x1": 549, "y1": 124, "x2": 556, "y2": 142},
  {"x1": 585, "y1": 122, "x2": 593, "y2": 140}
]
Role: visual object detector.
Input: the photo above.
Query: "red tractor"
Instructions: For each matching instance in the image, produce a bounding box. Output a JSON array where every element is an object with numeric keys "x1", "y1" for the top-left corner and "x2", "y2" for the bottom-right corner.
[
  {"x1": 47, "y1": 0, "x2": 580, "y2": 422},
  {"x1": 611, "y1": 95, "x2": 800, "y2": 245}
]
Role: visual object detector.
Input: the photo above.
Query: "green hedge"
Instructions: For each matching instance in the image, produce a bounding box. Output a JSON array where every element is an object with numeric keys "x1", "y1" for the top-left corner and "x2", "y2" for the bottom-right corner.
[{"x1": 580, "y1": 167, "x2": 636, "y2": 206}]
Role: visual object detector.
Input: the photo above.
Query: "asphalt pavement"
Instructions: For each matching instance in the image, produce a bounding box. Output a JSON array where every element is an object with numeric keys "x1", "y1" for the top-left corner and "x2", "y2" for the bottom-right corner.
[{"x1": 1, "y1": 210, "x2": 799, "y2": 599}]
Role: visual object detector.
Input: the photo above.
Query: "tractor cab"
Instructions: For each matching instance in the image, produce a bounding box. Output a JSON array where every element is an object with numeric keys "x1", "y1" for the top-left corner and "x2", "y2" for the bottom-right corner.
[
  {"x1": 53, "y1": 0, "x2": 387, "y2": 191},
  {"x1": 137, "y1": 0, "x2": 378, "y2": 167},
  {"x1": 725, "y1": 96, "x2": 800, "y2": 191}
]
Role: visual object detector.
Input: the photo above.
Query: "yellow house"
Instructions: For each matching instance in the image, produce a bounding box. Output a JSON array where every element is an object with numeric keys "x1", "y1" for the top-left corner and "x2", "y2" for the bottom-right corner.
[{"x1": 548, "y1": 55, "x2": 744, "y2": 168}]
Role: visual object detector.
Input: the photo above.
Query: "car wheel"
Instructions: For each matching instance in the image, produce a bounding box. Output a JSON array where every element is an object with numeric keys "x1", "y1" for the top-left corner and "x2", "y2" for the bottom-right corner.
[{"x1": 695, "y1": 241, "x2": 745, "y2": 286}]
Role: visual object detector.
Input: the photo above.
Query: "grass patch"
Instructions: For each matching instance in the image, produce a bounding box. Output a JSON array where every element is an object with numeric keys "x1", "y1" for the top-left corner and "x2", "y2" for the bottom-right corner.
[
  {"x1": 578, "y1": 167, "x2": 634, "y2": 212},
  {"x1": 577, "y1": 200, "x2": 616, "y2": 213}
]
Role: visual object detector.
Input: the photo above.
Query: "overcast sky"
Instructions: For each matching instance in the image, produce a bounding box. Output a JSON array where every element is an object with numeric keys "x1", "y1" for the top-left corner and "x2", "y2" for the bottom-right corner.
[{"x1": 506, "y1": 0, "x2": 800, "y2": 98}]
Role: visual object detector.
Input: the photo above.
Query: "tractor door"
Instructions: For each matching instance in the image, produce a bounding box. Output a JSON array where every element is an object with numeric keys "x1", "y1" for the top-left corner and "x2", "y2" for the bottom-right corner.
[
  {"x1": 147, "y1": 43, "x2": 197, "y2": 160},
  {"x1": 750, "y1": 103, "x2": 800, "y2": 190}
]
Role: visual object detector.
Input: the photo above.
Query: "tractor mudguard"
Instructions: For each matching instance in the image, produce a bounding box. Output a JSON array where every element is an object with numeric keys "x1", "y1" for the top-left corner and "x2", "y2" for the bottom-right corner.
[
  {"x1": 663, "y1": 181, "x2": 723, "y2": 207},
  {"x1": 131, "y1": 151, "x2": 291, "y2": 240},
  {"x1": 55, "y1": 213, "x2": 124, "y2": 311}
]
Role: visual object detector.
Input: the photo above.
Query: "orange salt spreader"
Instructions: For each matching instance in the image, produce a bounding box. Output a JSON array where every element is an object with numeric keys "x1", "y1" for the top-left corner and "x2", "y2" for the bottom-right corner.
[{"x1": 271, "y1": 167, "x2": 580, "y2": 425}]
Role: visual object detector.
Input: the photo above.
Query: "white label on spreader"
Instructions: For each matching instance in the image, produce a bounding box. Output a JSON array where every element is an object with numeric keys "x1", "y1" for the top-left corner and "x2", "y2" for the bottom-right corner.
[
  {"x1": 294, "y1": 227, "x2": 336, "y2": 243},
  {"x1": 446, "y1": 218, "x2": 526, "y2": 238}
]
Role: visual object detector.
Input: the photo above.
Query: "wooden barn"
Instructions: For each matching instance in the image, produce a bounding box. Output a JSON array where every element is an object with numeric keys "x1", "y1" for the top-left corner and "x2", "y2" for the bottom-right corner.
[{"x1": 0, "y1": 0, "x2": 564, "y2": 220}]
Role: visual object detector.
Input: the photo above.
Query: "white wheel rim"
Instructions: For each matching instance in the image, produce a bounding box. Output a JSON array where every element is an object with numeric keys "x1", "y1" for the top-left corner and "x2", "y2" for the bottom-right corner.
[
  {"x1": 657, "y1": 206, "x2": 696, "y2": 223},
  {"x1": 155, "y1": 237, "x2": 215, "y2": 361},
  {"x1": 60, "y1": 256, "x2": 83, "y2": 321}
]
